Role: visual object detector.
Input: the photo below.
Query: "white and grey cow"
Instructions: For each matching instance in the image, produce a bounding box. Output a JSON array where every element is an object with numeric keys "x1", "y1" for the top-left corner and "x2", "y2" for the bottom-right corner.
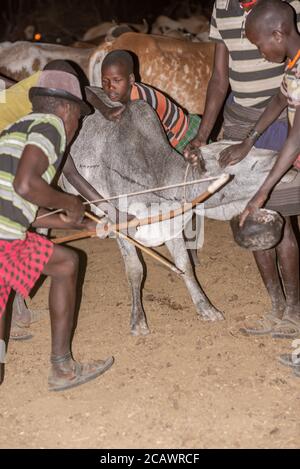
[{"x1": 61, "y1": 96, "x2": 288, "y2": 335}]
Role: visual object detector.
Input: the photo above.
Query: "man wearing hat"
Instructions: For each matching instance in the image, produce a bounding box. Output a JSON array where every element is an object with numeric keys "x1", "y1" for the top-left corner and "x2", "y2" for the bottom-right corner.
[
  {"x1": 0, "y1": 68, "x2": 114, "y2": 391},
  {"x1": 0, "y1": 60, "x2": 119, "y2": 340}
]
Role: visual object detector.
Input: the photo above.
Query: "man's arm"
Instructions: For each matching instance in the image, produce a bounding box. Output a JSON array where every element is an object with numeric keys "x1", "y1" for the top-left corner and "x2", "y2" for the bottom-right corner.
[
  {"x1": 62, "y1": 154, "x2": 135, "y2": 223},
  {"x1": 195, "y1": 42, "x2": 230, "y2": 144},
  {"x1": 219, "y1": 90, "x2": 288, "y2": 168},
  {"x1": 14, "y1": 145, "x2": 84, "y2": 223},
  {"x1": 32, "y1": 208, "x2": 96, "y2": 231},
  {"x1": 240, "y1": 106, "x2": 300, "y2": 226},
  {"x1": 63, "y1": 154, "x2": 105, "y2": 206},
  {"x1": 183, "y1": 42, "x2": 229, "y2": 165}
]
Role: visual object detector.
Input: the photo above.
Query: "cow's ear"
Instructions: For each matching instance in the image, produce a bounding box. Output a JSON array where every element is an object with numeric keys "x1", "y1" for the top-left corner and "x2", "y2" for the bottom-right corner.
[{"x1": 129, "y1": 73, "x2": 135, "y2": 85}]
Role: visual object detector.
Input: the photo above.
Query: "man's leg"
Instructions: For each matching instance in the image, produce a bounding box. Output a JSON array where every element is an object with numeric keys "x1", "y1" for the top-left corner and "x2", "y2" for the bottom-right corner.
[
  {"x1": 10, "y1": 228, "x2": 50, "y2": 340},
  {"x1": 276, "y1": 217, "x2": 299, "y2": 320},
  {"x1": 43, "y1": 245, "x2": 113, "y2": 391},
  {"x1": 244, "y1": 216, "x2": 300, "y2": 337},
  {"x1": 241, "y1": 232, "x2": 286, "y2": 335},
  {"x1": 11, "y1": 294, "x2": 35, "y2": 326},
  {"x1": 253, "y1": 249, "x2": 286, "y2": 319},
  {"x1": 0, "y1": 284, "x2": 12, "y2": 384},
  {"x1": 10, "y1": 294, "x2": 34, "y2": 340},
  {"x1": 0, "y1": 312, "x2": 6, "y2": 384}
]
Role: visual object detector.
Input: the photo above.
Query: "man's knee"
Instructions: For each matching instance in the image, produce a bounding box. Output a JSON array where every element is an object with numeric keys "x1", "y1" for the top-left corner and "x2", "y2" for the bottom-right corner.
[
  {"x1": 52, "y1": 247, "x2": 79, "y2": 278},
  {"x1": 282, "y1": 216, "x2": 297, "y2": 242},
  {"x1": 62, "y1": 249, "x2": 79, "y2": 276}
]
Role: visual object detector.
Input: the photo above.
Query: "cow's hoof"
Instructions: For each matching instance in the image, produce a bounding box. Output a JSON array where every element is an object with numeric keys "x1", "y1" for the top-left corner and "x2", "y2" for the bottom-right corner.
[
  {"x1": 197, "y1": 305, "x2": 224, "y2": 322},
  {"x1": 130, "y1": 322, "x2": 150, "y2": 336}
]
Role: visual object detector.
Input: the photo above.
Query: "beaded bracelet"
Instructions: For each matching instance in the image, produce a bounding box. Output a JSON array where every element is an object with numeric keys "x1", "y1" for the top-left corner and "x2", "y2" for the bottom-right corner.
[{"x1": 246, "y1": 128, "x2": 261, "y2": 143}]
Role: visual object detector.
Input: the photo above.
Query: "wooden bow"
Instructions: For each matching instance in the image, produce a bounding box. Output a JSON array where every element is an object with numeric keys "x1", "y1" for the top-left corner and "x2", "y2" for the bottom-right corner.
[{"x1": 53, "y1": 173, "x2": 230, "y2": 245}]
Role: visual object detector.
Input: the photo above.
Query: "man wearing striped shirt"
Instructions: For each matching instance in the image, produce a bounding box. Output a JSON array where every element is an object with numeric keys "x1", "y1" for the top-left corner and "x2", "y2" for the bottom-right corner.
[
  {"x1": 0, "y1": 61, "x2": 117, "y2": 340},
  {"x1": 185, "y1": 0, "x2": 300, "y2": 338},
  {"x1": 94, "y1": 49, "x2": 201, "y2": 155},
  {"x1": 185, "y1": 0, "x2": 300, "y2": 155},
  {"x1": 0, "y1": 70, "x2": 114, "y2": 390},
  {"x1": 238, "y1": 0, "x2": 300, "y2": 349}
]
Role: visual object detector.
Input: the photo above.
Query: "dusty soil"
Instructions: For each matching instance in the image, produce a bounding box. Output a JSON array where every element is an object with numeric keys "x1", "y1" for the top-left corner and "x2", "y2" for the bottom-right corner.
[{"x1": 1, "y1": 219, "x2": 300, "y2": 449}]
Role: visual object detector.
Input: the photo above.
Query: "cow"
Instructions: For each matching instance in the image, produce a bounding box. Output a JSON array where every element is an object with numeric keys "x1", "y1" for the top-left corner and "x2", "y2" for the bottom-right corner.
[
  {"x1": 177, "y1": 15, "x2": 209, "y2": 36},
  {"x1": 60, "y1": 95, "x2": 286, "y2": 335},
  {"x1": 151, "y1": 15, "x2": 188, "y2": 37},
  {"x1": 83, "y1": 19, "x2": 148, "y2": 42},
  {"x1": 0, "y1": 33, "x2": 215, "y2": 114},
  {"x1": 88, "y1": 32, "x2": 215, "y2": 114},
  {"x1": 151, "y1": 15, "x2": 209, "y2": 42},
  {"x1": 0, "y1": 41, "x2": 95, "y2": 81}
]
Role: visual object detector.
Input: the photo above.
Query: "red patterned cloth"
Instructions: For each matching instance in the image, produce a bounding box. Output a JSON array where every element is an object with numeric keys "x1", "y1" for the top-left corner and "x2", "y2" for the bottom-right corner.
[{"x1": 0, "y1": 232, "x2": 54, "y2": 318}]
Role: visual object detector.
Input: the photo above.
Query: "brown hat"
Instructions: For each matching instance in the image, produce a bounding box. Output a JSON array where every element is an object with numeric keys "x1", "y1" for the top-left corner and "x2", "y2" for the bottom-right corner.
[{"x1": 29, "y1": 70, "x2": 91, "y2": 116}]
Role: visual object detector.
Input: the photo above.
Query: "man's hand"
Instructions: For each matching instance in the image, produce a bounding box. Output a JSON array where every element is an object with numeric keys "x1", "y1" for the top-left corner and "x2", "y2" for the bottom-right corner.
[
  {"x1": 60, "y1": 195, "x2": 85, "y2": 224},
  {"x1": 239, "y1": 190, "x2": 268, "y2": 227},
  {"x1": 95, "y1": 217, "x2": 114, "y2": 239},
  {"x1": 183, "y1": 137, "x2": 206, "y2": 167},
  {"x1": 103, "y1": 105, "x2": 125, "y2": 122},
  {"x1": 219, "y1": 141, "x2": 252, "y2": 168}
]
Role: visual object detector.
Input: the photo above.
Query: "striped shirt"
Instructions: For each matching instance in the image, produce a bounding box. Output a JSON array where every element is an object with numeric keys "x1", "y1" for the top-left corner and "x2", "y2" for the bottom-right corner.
[
  {"x1": 281, "y1": 50, "x2": 300, "y2": 127},
  {"x1": 0, "y1": 113, "x2": 66, "y2": 240},
  {"x1": 210, "y1": 0, "x2": 300, "y2": 108},
  {"x1": 130, "y1": 82, "x2": 189, "y2": 148}
]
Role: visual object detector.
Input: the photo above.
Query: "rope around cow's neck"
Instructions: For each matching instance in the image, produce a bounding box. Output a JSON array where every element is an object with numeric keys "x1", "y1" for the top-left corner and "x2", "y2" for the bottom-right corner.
[{"x1": 36, "y1": 174, "x2": 222, "y2": 221}]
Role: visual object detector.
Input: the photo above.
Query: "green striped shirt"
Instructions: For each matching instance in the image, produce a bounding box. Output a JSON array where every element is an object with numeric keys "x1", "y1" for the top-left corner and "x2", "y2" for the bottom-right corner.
[
  {"x1": 0, "y1": 113, "x2": 66, "y2": 240},
  {"x1": 210, "y1": 0, "x2": 300, "y2": 108}
]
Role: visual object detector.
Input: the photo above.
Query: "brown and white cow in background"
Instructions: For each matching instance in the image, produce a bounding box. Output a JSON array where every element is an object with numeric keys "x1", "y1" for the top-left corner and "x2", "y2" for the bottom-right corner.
[
  {"x1": 0, "y1": 32, "x2": 214, "y2": 114},
  {"x1": 151, "y1": 15, "x2": 210, "y2": 42},
  {"x1": 0, "y1": 41, "x2": 95, "y2": 81},
  {"x1": 82, "y1": 19, "x2": 148, "y2": 42},
  {"x1": 88, "y1": 32, "x2": 215, "y2": 115}
]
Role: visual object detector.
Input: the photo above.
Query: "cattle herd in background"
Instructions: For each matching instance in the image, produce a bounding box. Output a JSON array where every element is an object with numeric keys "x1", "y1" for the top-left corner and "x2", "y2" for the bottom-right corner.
[
  {"x1": 79, "y1": 14, "x2": 210, "y2": 45},
  {"x1": 0, "y1": 13, "x2": 212, "y2": 115},
  {"x1": 23, "y1": 14, "x2": 210, "y2": 46}
]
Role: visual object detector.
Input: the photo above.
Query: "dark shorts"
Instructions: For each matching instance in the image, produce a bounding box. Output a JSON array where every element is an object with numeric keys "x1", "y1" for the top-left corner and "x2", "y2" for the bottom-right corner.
[
  {"x1": 266, "y1": 170, "x2": 300, "y2": 217},
  {"x1": 224, "y1": 93, "x2": 288, "y2": 152},
  {"x1": 175, "y1": 114, "x2": 201, "y2": 154},
  {"x1": 0, "y1": 232, "x2": 54, "y2": 318}
]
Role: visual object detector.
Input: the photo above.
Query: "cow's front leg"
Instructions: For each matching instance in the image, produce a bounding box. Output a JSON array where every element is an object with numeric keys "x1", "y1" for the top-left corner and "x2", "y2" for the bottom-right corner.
[
  {"x1": 165, "y1": 237, "x2": 224, "y2": 321},
  {"x1": 117, "y1": 238, "x2": 150, "y2": 335}
]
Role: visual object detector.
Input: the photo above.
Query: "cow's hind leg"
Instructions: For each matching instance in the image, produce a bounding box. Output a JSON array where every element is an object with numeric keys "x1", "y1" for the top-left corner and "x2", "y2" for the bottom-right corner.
[
  {"x1": 165, "y1": 237, "x2": 224, "y2": 321},
  {"x1": 117, "y1": 238, "x2": 150, "y2": 336}
]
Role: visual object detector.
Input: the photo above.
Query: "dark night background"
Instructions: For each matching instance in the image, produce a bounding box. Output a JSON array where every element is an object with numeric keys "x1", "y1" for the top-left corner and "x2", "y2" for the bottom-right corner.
[{"x1": 0, "y1": 0, "x2": 214, "y2": 42}]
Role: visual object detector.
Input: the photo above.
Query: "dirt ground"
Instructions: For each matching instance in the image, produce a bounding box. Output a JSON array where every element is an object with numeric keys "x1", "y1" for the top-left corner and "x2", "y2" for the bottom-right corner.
[{"x1": 1, "y1": 218, "x2": 300, "y2": 449}]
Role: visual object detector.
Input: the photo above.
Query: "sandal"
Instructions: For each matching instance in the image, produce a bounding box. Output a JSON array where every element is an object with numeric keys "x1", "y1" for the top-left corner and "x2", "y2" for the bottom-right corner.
[
  {"x1": 48, "y1": 356, "x2": 114, "y2": 392},
  {"x1": 10, "y1": 322, "x2": 33, "y2": 341},
  {"x1": 278, "y1": 353, "x2": 300, "y2": 367},
  {"x1": 271, "y1": 318, "x2": 300, "y2": 339},
  {"x1": 240, "y1": 313, "x2": 282, "y2": 336},
  {"x1": 293, "y1": 367, "x2": 300, "y2": 377}
]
